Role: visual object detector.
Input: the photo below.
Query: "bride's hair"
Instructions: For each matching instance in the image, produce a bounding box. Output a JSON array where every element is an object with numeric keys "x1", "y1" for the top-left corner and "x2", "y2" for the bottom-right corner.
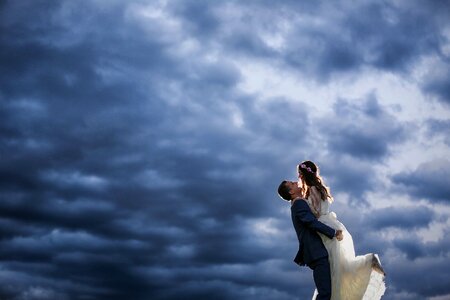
[{"x1": 297, "y1": 160, "x2": 333, "y2": 203}]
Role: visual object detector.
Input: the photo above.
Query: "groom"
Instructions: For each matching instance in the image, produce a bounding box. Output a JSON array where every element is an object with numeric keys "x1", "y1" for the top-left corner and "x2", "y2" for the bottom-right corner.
[{"x1": 278, "y1": 180, "x2": 343, "y2": 300}]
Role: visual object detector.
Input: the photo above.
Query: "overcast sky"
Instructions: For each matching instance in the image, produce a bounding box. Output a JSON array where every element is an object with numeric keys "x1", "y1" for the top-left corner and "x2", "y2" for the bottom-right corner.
[{"x1": 1, "y1": 0, "x2": 450, "y2": 299}]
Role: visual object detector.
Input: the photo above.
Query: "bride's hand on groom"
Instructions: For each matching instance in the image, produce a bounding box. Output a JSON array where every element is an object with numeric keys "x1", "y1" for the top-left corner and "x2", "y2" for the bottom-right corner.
[{"x1": 335, "y1": 230, "x2": 343, "y2": 241}]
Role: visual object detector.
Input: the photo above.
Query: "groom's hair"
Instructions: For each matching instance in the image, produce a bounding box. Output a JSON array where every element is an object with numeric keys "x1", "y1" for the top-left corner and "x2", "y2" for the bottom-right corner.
[{"x1": 277, "y1": 180, "x2": 292, "y2": 201}]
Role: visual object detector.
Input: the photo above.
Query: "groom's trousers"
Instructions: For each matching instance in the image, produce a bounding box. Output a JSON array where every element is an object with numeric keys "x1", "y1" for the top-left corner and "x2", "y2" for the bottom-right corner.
[{"x1": 308, "y1": 257, "x2": 332, "y2": 300}]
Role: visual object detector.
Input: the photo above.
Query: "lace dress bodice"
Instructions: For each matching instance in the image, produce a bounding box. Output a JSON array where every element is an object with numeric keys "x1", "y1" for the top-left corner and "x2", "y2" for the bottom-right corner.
[
  {"x1": 306, "y1": 186, "x2": 331, "y2": 217},
  {"x1": 320, "y1": 198, "x2": 331, "y2": 215},
  {"x1": 306, "y1": 197, "x2": 331, "y2": 215}
]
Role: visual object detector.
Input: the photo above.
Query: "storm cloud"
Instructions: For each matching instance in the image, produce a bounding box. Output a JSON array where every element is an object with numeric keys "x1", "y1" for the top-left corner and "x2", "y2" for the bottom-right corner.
[{"x1": 0, "y1": 1, "x2": 449, "y2": 299}]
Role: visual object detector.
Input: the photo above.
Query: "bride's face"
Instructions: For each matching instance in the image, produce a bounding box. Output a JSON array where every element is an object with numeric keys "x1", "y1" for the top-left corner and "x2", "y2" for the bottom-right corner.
[{"x1": 297, "y1": 172, "x2": 304, "y2": 184}]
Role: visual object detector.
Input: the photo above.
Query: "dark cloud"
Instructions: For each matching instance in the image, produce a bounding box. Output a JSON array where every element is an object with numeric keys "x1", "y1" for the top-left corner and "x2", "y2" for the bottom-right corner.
[
  {"x1": 0, "y1": 1, "x2": 307, "y2": 298},
  {"x1": 0, "y1": 1, "x2": 449, "y2": 300},
  {"x1": 343, "y1": 2, "x2": 441, "y2": 71},
  {"x1": 307, "y1": 95, "x2": 409, "y2": 201},
  {"x1": 169, "y1": 0, "x2": 221, "y2": 39},
  {"x1": 393, "y1": 239, "x2": 426, "y2": 260},
  {"x1": 423, "y1": 69, "x2": 450, "y2": 106},
  {"x1": 386, "y1": 229, "x2": 450, "y2": 298},
  {"x1": 351, "y1": 217, "x2": 450, "y2": 297},
  {"x1": 183, "y1": 0, "x2": 449, "y2": 81},
  {"x1": 316, "y1": 157, "x2": 379, "y2": 201},
  {"x1": 426, "y1": 118, "x2": 450, "y2": 145},
  {"x1": 322, "y1": 95, "x2": 408, "y2": 161},
  {"x1": 392, "y1": 159, "x2": 450, "y2": 203},
  {"x1": 366, "y1": 206, "x2": 435, "y2": 230}
]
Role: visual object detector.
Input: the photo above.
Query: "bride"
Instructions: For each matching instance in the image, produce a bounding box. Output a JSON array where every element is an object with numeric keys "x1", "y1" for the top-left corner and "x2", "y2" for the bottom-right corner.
[{"x1": 297, "y1": 160, "x2": 386, "y2": 300}]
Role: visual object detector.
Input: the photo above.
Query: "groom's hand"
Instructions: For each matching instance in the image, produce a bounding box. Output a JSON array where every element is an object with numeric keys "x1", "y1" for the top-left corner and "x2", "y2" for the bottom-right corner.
[{"x1": 335, "y1": 230, "x2": 343, "y2": 241}]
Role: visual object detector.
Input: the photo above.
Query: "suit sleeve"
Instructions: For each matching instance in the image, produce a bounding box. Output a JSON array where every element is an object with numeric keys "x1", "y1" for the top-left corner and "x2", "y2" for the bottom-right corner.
[{"x1": 293, "y1": 200, "x2": 336, "y2": 239}]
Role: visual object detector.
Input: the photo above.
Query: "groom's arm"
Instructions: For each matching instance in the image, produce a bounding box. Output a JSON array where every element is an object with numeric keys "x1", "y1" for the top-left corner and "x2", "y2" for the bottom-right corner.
[{"x1": 292, "y1": 200, "x2": 336, "y2": 239}]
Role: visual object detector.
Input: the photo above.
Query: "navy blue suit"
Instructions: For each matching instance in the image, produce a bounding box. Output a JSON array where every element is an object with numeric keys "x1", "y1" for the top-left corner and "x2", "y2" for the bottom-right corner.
[{"x1": 291, "y1": 199, "x2": 336, "y2": 300}]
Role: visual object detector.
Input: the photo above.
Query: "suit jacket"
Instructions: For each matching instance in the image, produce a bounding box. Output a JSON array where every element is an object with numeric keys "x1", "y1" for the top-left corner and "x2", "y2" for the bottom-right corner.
[{"x1": 291, "y1": 198, "x2": 336, "y2": 266}]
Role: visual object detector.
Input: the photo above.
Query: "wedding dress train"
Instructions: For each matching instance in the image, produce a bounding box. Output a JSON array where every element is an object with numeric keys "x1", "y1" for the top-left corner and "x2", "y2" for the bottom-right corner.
[{"x1": 308, "y1": 188, "x2": 386, "y2": 300}]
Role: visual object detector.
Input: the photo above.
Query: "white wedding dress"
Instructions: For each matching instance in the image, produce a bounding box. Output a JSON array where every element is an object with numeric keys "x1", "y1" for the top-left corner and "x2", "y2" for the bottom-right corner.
[{"x1": 308, "y1": 188, "x2": 386, "y2": 300}]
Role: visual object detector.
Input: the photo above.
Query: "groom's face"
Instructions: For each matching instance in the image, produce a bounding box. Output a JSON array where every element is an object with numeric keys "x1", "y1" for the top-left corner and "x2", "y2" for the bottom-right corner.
[{"x1": 286, "y1": 181, "x2": 301, "y2": 196}]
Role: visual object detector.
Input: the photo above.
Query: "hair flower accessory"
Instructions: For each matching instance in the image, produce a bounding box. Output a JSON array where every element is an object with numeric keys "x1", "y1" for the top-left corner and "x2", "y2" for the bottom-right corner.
[{"x1": 300, "y1": 163, "x2": 313, "y2": 173}]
